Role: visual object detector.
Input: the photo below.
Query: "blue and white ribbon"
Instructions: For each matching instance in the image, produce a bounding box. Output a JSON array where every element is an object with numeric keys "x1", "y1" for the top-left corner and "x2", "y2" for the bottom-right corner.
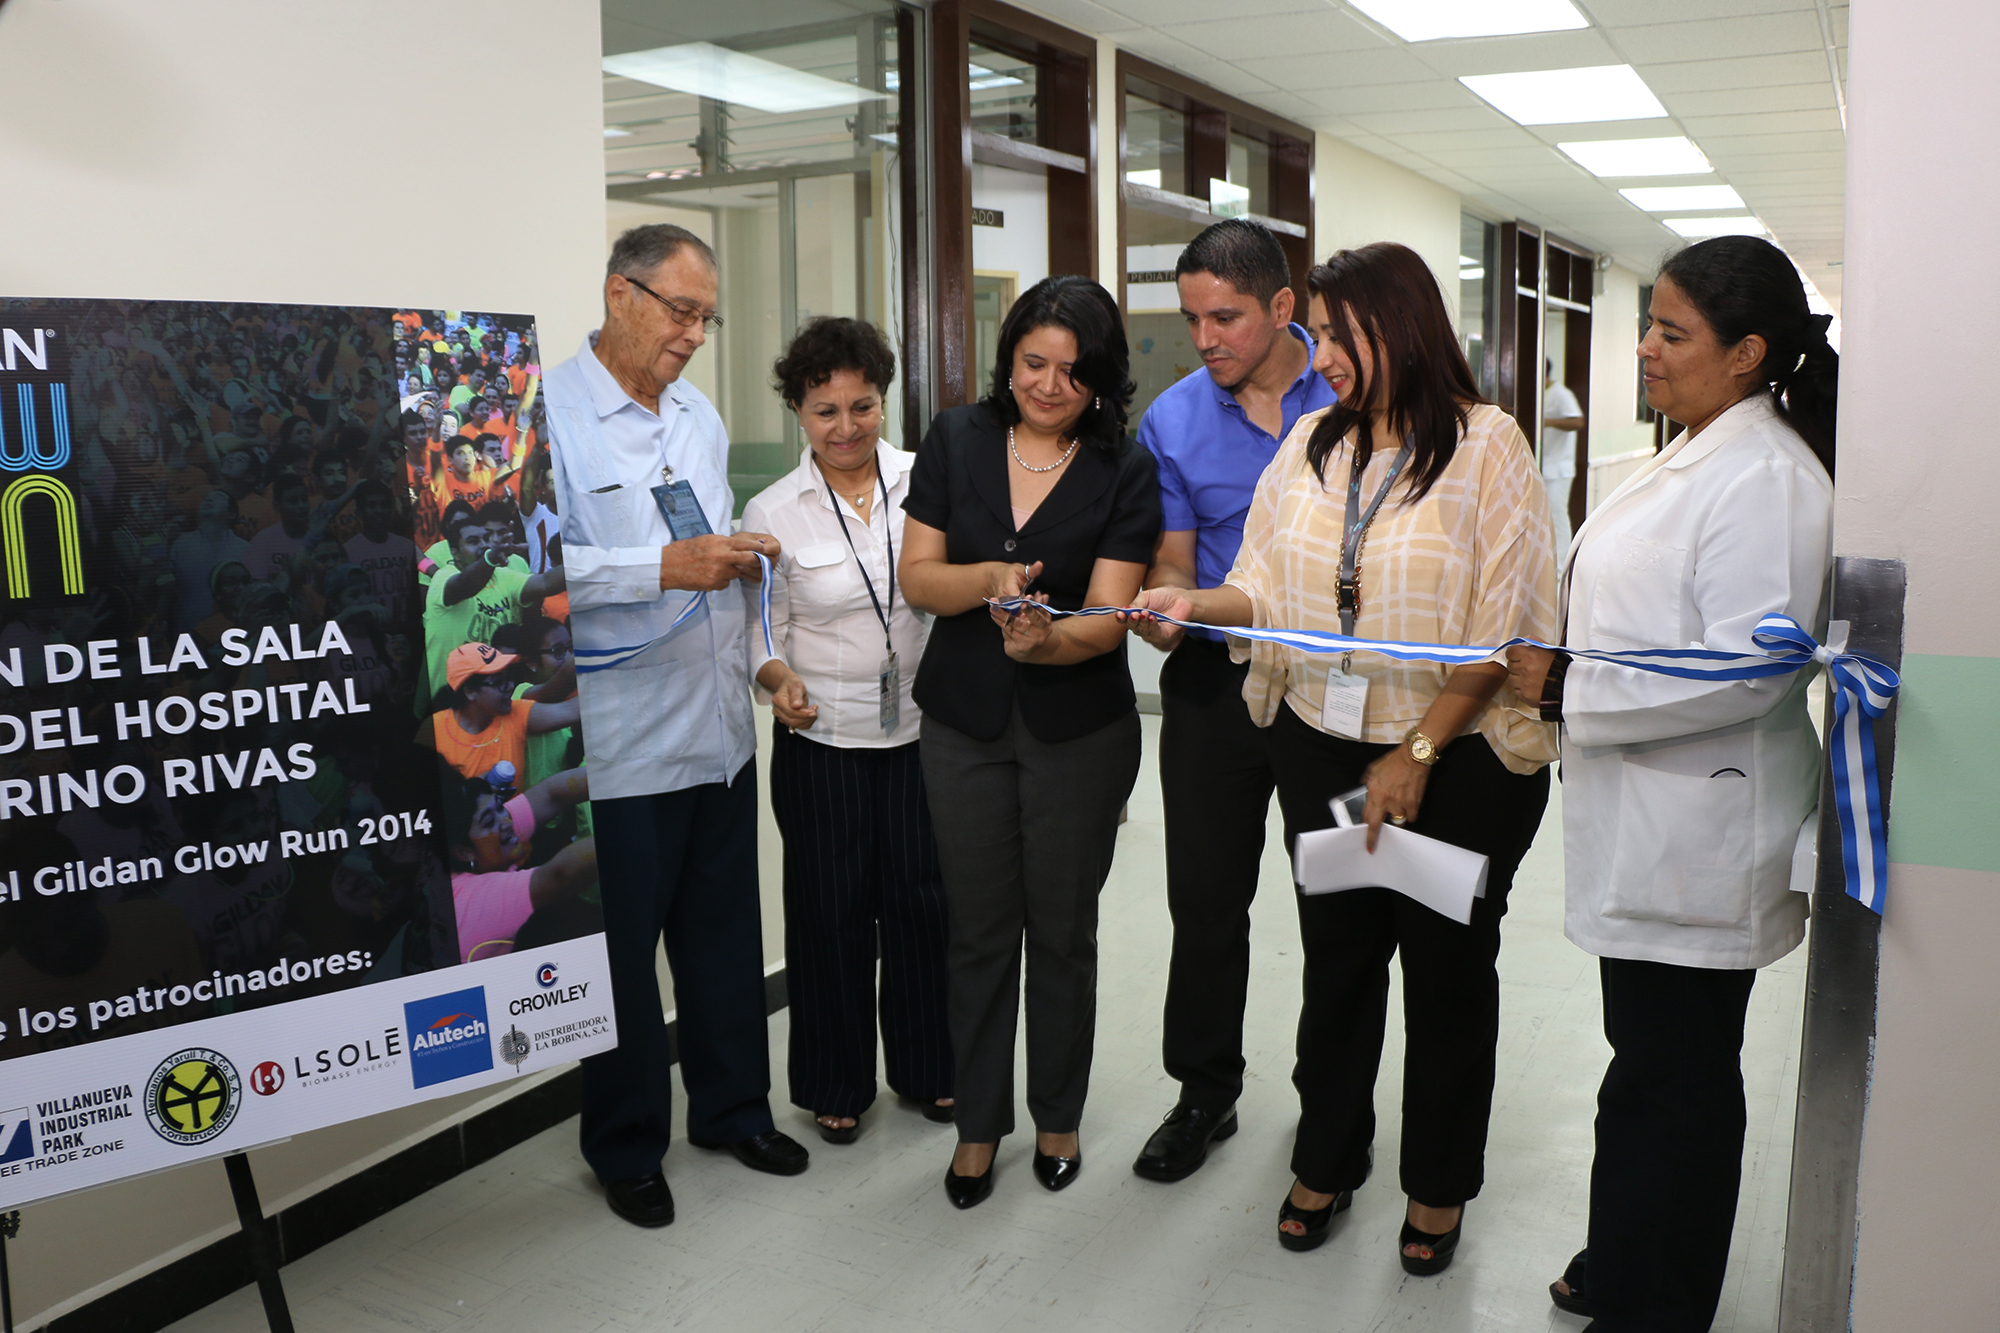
[
  {"x1": 573, "y1": 553, "x2": 776, "y2": 675},
  {"x1": 992, "y1": 598, "x2": 1901, "y2": 913}
]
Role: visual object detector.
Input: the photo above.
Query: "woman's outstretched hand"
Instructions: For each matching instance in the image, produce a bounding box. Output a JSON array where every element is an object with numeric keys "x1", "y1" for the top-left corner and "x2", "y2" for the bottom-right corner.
[
  {"x1": 1117, "y1": 586, "x2": 1193, "y2": 652},
  {"x1": 1504, "y1": 644, "x2": 1557, "y2": 705}
]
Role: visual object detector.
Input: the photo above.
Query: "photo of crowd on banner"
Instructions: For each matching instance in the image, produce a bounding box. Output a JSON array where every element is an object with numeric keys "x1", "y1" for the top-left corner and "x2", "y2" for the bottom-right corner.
[
  {"x1": 390, "y1": 310, "x2": 598, "y2": 971},
  {"x1": 0, "y1": 299, "x2": 599, "y2": 1064}
]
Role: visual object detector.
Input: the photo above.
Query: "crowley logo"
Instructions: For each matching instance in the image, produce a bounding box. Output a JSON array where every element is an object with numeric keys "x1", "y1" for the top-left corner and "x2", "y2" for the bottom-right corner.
[
  {"x1": 510, "y1": 974, "x2": 590, "y2": 1017},
  {"x1": 536, "y1": 962, "x2": 559, "y2": 988},
  {"x1": 404, "y1": 986, "x2": 493, "y2": 1088}
]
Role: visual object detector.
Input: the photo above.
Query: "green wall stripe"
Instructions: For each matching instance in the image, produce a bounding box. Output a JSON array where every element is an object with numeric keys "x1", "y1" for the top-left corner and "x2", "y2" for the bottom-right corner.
[{"x1": 1886, "y1": 653, "x2": 2000, "y2": 874}]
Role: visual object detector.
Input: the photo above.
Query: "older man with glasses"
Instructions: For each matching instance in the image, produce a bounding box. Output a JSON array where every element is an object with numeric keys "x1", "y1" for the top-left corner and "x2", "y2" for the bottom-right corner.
[{"x1": 543, "y1": 223, "x2": 804, "y2": 1229}]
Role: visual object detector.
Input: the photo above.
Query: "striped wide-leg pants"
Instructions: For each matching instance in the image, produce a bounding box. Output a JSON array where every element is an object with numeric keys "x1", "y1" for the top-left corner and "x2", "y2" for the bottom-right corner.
[{"x1": 769, "y1": 720, "x2": 952, "y2": 1118}]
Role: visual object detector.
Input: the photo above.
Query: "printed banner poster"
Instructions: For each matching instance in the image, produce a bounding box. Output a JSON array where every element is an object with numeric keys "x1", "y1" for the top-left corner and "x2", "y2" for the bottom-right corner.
[{"x1": 0, "y1": 299, "x2": 613, "y2": 1210}]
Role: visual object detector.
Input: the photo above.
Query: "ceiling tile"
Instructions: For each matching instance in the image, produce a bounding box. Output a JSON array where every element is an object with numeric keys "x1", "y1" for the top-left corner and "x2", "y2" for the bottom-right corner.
[
  {"x1": 1424, "y1": 145, "x2": 1571, "y2": 169},
  {"x1": 1609, "y1": 10, "x2": 1824, "y2": 63},
  {"x1": 1155, "y1": 8, "x2": 1380, "y2": 60},
  {"x1": 1662, "y1": 83, "x2": 1836, "y2": 115},
  {"x1": 1175, "y1": 60, "x2": 1281, "y2": 95},
  {"x1": 1255, "y1": 45, "x2": 1439, "y2": 88},
  {"x1": 1099, "y1": 0, "x2": 1335, "y2": 24},
  {"x1": 1638, "y1": 51, "x2": 1830, "y2": 93},
  {"x1": 1679, "y1": 108, "x2": 1844, "y2": 137},
  {"x1": 1342, "y1": 107, "x2": 1515, "y2": 136},
  {"x1": 1403, "y1": 28, "x2": 1623, "y2": 78},
  {"x1": 1253, "y1": 78, "x2": 1476, "y2": 114},
  {"x1": 1697, "y1": 129, "x2": 1846, "y2": 156},
  {"x1": 1015, "y1": 0, "x2": 1138, "y2": 32},
  {"x1": 1581, "y1": 0, "x2": 1815, "y2": 22}
]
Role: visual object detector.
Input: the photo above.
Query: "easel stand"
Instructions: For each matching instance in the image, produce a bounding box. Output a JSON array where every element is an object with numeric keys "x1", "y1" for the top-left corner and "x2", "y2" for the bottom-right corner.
[
  {"x1": 223, "y1": 1153, "x2": 295, "y2": 1333},
  {"x1": 2, "y1": 1207, "x2": 19, "y2": 1333}
]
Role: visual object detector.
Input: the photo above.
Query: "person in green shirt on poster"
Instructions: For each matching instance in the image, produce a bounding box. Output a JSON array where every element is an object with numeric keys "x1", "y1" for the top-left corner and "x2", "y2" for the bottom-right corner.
[{"x1": 422, "y1": 507, "x2": 560, "y2": 704}]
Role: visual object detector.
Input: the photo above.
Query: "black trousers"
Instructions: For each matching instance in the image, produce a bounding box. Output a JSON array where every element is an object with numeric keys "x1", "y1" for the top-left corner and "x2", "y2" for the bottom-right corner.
[
  {"x1": 579, "y1": 764, "x2": 773, "y2": 1183},
  {"x1": 920, "y1": 706, "x2": 1142, "y2": 1142},
  {"x1": 769, "y1": 723, "x2": 952, "y2": 1117},
  {"x1": 1586, "y1": 957, "x2": 1758, "y2": 1333},
  {"x1": 1158, "y1": 637, "x2": 1275, "y2": 1112},
  {"x1": 1269, "y1": 703, "x2": 1549, "y2": 1206}
]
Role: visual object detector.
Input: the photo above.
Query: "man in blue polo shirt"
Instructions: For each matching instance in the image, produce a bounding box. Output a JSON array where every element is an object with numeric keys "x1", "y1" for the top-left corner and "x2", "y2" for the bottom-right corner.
[{"x1": 1130, "y1": 219, "x2": 1336, "y2": 1183}]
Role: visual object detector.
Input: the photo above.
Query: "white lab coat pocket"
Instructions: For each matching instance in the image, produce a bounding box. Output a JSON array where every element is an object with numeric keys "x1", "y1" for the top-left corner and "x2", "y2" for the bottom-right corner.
[
  {"x1": 1604, "y1": 758, "x2": 1756, "y2": 930},
  {"x1": 1588, "y1": 532, "x2": 1689, "y2": 650},
  {"x1": 571, "y1": 483, "x2": 650, "y2": 550},
  {"x1": 583, "y1": 657, "x2": 685, "y2": 768}
]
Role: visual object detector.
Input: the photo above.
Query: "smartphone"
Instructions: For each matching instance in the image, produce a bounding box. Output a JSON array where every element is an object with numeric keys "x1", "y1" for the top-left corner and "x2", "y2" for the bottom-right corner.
[{"x1": 1329, "y1": 786, "x2": 1368, "y2": 828}]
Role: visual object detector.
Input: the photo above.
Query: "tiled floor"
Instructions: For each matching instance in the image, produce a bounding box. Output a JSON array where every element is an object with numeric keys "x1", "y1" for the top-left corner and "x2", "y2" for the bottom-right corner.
[{"x1": 170, "y1": 715, "x2": 1806, "y2": 1332}]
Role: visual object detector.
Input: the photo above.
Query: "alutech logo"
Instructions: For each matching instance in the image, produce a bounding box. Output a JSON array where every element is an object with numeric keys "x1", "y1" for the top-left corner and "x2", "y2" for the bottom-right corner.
[{"x1": 403, "y1": 986, "x2": 494, "y2": 1089}]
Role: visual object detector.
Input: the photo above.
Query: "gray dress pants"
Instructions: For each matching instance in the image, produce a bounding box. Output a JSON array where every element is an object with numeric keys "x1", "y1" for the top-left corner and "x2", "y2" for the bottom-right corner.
[{"x1": 920, "y1": 705, "x2": 1142, "y2": 1142}]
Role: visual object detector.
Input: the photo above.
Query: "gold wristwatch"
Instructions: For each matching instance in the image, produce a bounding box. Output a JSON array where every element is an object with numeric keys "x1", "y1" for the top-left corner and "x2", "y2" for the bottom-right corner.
[{"x1": 1406, "y1": 727, "x2": 1441, "y2": 767}]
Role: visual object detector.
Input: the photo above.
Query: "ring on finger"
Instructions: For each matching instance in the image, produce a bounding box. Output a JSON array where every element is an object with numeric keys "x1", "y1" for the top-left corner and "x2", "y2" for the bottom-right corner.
[{"x1": 1388, "y1": 813, "x2": 1408, "y2": 825}]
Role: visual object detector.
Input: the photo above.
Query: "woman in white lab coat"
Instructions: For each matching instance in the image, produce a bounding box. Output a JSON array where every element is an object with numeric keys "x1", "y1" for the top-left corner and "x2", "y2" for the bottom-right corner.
[{"x1": 1506, "y1": 235, "x2": 1838, "y2": 1333}]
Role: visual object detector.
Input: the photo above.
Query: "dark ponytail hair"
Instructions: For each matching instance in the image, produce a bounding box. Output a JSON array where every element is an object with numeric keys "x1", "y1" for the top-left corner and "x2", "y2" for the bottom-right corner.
[
  {"x1": 1657, "y1": 235, "x2": 1838, "y2": 478},
  {"x1": 1303, "y1": 242, "x2": 1487, "y2": 502}
]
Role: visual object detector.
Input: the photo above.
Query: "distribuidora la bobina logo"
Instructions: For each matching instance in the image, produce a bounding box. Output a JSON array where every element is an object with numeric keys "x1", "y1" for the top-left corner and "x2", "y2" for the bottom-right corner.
[{"x1": 143, "y1": 1047, "x2": 243, "y2": 1146}]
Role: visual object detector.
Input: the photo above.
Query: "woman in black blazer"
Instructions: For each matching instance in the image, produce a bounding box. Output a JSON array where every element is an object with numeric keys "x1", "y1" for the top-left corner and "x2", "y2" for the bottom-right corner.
[{"x1": 899, "y1": 275, "x2": 1161, "y2": 1209}]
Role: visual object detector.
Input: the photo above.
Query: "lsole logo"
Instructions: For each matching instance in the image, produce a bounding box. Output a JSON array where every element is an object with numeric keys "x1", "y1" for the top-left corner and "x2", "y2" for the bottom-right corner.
[
  {"x1": 144, "y1": 1048, "x2": 242, "y2": 1146},
  {"x1": 1, "y1": 1106, "x2": 35, "y2": 1164}
]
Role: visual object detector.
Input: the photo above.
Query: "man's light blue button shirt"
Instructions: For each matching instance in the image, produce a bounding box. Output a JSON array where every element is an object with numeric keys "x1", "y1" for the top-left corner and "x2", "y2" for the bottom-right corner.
[
  {"x1": 1137, "y1": 324, "x2": 1334, "y2": 640},
  {"x1": 543, "y1": 333, "x2": 755, "y2": 800}
]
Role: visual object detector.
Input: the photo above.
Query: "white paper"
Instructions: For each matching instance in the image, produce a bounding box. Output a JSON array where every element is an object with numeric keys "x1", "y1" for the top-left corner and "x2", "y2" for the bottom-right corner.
[{"x1": 1293, "y1": 823, "x2": 1492, "y2": 924}]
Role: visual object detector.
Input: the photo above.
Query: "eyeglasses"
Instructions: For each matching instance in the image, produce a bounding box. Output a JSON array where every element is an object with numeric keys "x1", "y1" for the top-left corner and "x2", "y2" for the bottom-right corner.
[{"x1": 626, "y1": 278, "x2": 724, "y2": 333}]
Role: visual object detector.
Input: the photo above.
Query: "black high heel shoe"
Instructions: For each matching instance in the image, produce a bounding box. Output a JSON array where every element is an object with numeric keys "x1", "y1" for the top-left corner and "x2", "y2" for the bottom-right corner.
[
  {"x1": 1276, "y1": 1184, "x2": 1353, "y2": 1252},
  {"x1": 1399, "y1": 1210, "x2": 1464, "y2": 1275},
  {"x1": 1032, "y1": 1149, "x2": 1081, "y2": 1191},
  {"x1": 944, "y1": 1149, "x2": 995, "y2": 1209},
  {"x1": 1549, "y1": 1249, "x2": 1594, "y2": 1317},
  {"x1": 815, "y1": 1116, "x2": 859, "y2": 1145}
]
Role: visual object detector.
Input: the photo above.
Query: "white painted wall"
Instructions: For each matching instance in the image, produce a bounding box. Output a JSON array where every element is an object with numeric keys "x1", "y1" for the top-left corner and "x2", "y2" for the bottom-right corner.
[
  {"x1": 1313, "y1": 133, "x2": 1464, "y2": 321},
  {"x1": 1589, "y1": 263, "x2": 1653, "y2": 461},
  {"x1": 0, "y1": 1, "x2": 606, "y2": 1323},
  {"x1": 1841, "y1": 1, "x2": 2000, "y2": 1328},
  {"x1": 971, "y1": 162, "x2": 1052, "y2": 294}
]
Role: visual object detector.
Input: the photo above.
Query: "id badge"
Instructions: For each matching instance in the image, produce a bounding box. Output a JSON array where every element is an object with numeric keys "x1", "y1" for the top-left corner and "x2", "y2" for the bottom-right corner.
[
  {"x1": 878, "y1": 652, "x2": 900, "y2": 733},
  {"x1": 1321, "y1": 666, "x2": 1370, "y2": 740},
  {"x1": 651, "y1": 479, "x2": 713, "y2": 541}
]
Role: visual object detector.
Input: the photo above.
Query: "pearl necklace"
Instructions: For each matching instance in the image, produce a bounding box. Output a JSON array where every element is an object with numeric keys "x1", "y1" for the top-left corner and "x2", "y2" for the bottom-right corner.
[{"x1": 1009, "y1": 424, "x2": 1079, "y2": 473}]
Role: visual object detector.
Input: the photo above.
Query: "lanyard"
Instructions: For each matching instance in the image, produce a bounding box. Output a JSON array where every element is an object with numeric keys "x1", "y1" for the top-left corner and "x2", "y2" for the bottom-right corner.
[
  {"x1": 1338, "y1": 436, "x2": 1413, "y2": 637},
  {"x1": 831, "y1": 468, "x2": 896, "y2": 653}
]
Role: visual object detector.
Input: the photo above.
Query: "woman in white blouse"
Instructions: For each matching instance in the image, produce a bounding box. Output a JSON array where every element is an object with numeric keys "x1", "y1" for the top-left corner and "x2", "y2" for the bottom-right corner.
[
  {"x1": 742, "y1": 318, "x2": 952, "y2": 1144},
  {"x1": 1129, "y1": 243, "x2": 1557, "y2": 1273},
  {"x1": 1507, "y1": 236, "x2": 1837, "y2": 1332}
]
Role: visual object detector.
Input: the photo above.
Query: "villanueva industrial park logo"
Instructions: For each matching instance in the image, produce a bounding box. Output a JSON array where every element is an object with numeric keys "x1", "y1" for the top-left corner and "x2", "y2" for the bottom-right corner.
[{"x1": 0, "y1": 326, "x2": 84, "y2": 601}]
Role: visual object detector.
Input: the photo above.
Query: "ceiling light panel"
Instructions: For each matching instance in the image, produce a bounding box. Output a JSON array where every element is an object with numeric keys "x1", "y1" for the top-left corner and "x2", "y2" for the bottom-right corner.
[
  {"x1": 1664, "y1": 216, "x2": 1768, "y2": 238},
  {"x1": 1349, "y1": 0, "x2": 1587, "y2": 43},
  {"x1": 1619, "y1": 185, "x2": 1744, "y2": 210},
  {"x1": 1460, "y1": 65, "x2": 1667, "y2": 126},
  {"x1": 603, "y1": 42, "x2": 888, "y2": 114},
  {"x1": 1559, "y1": 136, "x2": 1712, "y2": 177}
]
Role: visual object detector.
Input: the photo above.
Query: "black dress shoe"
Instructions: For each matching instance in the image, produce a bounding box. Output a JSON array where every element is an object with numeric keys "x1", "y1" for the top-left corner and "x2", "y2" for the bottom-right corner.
[
  {"x1": 1132, "y1": 1105, "x2": 1238, "y2": 1183},
  {"x1": 688, "y1": 1129, "x2": 810, "y2": 1176},
  {"x1": 944, "y1": 1162, "x2": 994, "y2": 1209},
  {"x1": 1032, "y1": 1149, "x2": 1081, "y2": 1192},
  {"x1": 604, "y1": 1171, "x2": 675, "y2": 1228}
]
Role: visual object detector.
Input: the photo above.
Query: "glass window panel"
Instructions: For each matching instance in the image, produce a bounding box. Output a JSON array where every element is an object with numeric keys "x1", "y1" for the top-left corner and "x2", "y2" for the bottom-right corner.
[
  {"x1": 1458, "y1": 213, "x2": 1497, "y2": 398},
  {"x1": 601, "y1": 6, "x2": 910, "y2": 513},
  {"x1": 967, "y1": 42, "x2": 1039, "y2": 144},
  {"x1": 1227, "y1": 131, "x2": 1273, "y2": 218},
  {"x1": 1125, "y1": 206, "x2": 1212, "y2": 431},
  {"x1": 1124, "y1": 92, "x2": 1186, "y2": 194}
]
